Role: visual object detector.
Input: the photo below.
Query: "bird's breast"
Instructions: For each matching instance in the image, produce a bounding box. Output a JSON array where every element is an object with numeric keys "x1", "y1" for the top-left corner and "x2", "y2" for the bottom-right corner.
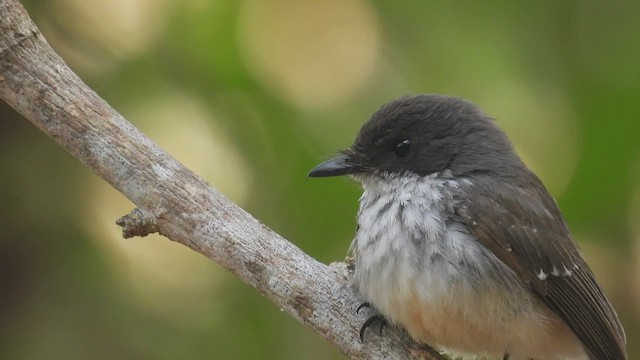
[{"x1": 352, "y1": 173, "x2": 489, "y2": 321}]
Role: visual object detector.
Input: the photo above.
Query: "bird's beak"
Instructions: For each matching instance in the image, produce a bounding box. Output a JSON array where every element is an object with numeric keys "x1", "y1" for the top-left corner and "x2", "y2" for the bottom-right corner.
[{"x1": 308, "y1": 154, "x2": 360, "y2": 178}]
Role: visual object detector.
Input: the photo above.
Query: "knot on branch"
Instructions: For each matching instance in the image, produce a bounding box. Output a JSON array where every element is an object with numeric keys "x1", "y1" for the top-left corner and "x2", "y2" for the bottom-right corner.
[{"x1": 116, "y1": 208, "x2": 159, "y2": 238}]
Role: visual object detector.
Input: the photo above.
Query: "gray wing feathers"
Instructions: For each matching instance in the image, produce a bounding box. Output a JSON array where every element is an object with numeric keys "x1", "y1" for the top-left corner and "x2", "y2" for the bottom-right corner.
[{"x1": 455, "y1": 179, "x2": 627, "y2": 360}]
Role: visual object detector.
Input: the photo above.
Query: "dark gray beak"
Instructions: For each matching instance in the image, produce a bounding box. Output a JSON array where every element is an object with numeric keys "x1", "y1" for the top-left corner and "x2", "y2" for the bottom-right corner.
[{"x1": 308, "y1": 154, "x2": 359, "y2": 177}]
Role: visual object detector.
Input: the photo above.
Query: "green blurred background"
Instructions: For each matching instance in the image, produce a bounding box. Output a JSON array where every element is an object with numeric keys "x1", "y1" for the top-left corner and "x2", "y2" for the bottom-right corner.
[{"x1": 1, "y1": 0, "x2": 639, "y2": 358}]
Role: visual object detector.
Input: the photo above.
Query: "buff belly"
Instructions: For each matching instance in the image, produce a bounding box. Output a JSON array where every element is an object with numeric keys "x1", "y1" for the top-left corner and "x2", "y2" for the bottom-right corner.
[{"x1": 352, "y1": 236, "x2": 588, "y2": 360}]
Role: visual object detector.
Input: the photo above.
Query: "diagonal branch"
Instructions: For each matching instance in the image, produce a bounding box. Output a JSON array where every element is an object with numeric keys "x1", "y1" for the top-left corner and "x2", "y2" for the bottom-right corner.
[{"x1": 0, "y1": 0, "x2": 444, "y2": 359}]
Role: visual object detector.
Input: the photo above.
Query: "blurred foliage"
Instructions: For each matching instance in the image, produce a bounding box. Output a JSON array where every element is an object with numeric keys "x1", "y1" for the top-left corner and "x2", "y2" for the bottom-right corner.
[{"x1": 1, "y1": 0, "x2": 639, "y2": 359}]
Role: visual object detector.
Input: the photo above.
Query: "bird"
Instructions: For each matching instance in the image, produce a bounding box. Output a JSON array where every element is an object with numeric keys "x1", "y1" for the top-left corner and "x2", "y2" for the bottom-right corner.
[{"x1": 307, "y1": 95, "x2": 627, "y2": 360}]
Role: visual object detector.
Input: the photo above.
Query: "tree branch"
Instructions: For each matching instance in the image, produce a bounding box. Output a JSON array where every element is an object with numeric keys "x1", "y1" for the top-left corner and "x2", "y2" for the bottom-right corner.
[{"x1": 0, "y1": 1, "x2": 444, "y2": 359}]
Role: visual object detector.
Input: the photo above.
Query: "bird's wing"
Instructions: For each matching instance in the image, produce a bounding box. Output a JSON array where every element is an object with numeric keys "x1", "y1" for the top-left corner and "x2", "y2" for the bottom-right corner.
[{"x1": 454, "y1": 178, "x2": 627, "y2": 360}]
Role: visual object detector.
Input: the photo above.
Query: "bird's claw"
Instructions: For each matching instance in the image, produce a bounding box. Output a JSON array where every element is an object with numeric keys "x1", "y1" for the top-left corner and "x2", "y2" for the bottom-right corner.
[
  {"x1": 359, "y1": 314, "x2": 387, "y2": 342},
  {"x1": 356, "y1": 302, "x2": 370, "y2": 314}
]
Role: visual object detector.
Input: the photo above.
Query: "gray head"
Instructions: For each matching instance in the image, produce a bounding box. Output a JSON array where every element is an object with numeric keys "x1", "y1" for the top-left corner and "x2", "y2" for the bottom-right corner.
[{"x1": 308, "y1": 94, "x2": 524, "y2": 180}]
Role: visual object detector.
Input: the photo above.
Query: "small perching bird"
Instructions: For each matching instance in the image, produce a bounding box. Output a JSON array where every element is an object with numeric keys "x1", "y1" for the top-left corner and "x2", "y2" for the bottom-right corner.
[{"x1": 308, "y1": 95, "x2": 627, "y2": 360}]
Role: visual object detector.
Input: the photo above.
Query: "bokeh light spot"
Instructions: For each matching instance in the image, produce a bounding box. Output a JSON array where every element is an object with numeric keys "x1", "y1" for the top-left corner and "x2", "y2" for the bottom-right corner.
[
  {"x1": 41, "y1": 0, "x2": 169, "y2": 74},
  {"x1": 239, "y1": 0, "x2": 381, "y2": 109}
]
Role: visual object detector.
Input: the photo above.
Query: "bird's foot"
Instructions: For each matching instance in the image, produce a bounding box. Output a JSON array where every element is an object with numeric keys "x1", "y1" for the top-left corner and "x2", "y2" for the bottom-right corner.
[
  {"x1": 359, "y1": 314, "x2": 387, "y2": 342},
  {"x1": 357, "y1": 302, "x2": 387, "y2": 342}
]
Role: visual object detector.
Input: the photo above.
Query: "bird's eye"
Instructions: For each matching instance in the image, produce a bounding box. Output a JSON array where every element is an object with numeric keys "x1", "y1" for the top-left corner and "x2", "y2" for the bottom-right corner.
[{"x1": 394, "y1": 139, "x2": 411, "y2": 158}]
